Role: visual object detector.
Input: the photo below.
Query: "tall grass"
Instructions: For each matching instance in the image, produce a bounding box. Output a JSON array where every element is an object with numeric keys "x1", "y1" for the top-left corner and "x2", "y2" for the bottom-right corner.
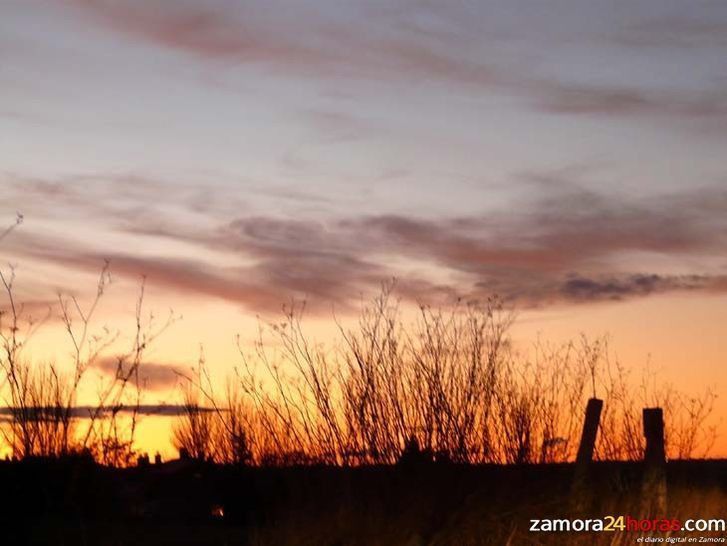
[
  {"x1": 175, "y1": 285, "x2": 718, "y2": 466},
  {"x1": 0, "y1": 259, "x2": 174, "y2": 464}
]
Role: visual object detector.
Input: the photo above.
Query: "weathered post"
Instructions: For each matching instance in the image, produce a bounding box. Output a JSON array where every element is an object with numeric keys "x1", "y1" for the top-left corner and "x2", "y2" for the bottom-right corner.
[
  {"x1": 643, "y1": 408, "x2": 665, "y2": 464},
  {"x1": 576, "y1": 398, "x2": 603, "y2": 465},
  {"x1": 641, "y1": 408, "x2": 667, "y2": 515},
  {"x1": 571, "y1": 398, "x2": 603, "y2": 512}
]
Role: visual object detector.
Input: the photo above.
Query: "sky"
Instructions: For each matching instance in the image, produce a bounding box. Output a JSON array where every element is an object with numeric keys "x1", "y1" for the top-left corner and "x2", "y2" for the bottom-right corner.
[{"x1": 1, "y1": 0, "x2": 727, "y2": 457}]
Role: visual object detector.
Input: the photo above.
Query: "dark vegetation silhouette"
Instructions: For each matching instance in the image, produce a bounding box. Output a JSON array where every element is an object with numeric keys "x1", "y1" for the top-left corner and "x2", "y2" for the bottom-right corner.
[
  {"x1": 0, "y1": 214, "x2": 177, "y2": 465},
  {"x1": 175, "y1": 288, "x2": 717, "y2": 466}
]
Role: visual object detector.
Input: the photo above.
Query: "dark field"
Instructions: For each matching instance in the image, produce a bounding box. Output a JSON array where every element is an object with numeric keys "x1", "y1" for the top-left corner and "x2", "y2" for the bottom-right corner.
[{"x1": 2, "y1": 458, "x2": 726, "y2": 546}]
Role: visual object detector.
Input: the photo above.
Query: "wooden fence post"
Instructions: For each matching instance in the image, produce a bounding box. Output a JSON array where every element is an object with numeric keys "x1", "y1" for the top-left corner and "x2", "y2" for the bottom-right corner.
[
  {"x1": 643, "y1": 408, "x2": 665, "y2": 464},
  {"x1": 571, "y1": 398, "x2": 603, "y2": 512},
  {"x1": 641, "y1": 407, "x2": 667, "y2": 515},
  {"x1": 576, "y1": 398, "x2": 603, "y2": 465}
]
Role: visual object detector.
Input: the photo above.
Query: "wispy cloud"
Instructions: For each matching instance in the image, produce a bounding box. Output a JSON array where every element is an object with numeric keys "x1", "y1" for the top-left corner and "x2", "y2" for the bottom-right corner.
[
  {"x1": 0, "y1": 404, "x2": 213, "y2": 420},
  {"x1": 67, "y1": 0, "x2": 500, "y2": 86},
  {"x1": 95, "y1": 357, "x2": 183, "y2": 392},
  {"x1": 529, "y1": 80, "x2": 727, "y2": 129},
  {"x1": 7, "y1": 174, "x2": 726, "y2": 311},
  {"x1": 557, "y1": 273, "x2": 721, "y2": 302},
  {"x1": 60, "y1": 0, "x2": 727, "y2": 130}
]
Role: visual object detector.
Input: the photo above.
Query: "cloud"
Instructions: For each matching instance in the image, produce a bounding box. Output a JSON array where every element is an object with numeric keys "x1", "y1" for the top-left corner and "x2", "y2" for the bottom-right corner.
[
  {"x1": 347, "y1": 184, "x2": 727, "y2": 275},
  {"x1": 96, "y1": 357, "x2": 182, "y2": 392},
  {"x1": 0, "y1": 404, "x2": 213, "y2": 419},
  {"x1": 215, "y1": 184, "x2": 727, "y2": 306},
  {"x1": 529, "y1": 80, "x2": 727, "y2": 127},
  {"x1": 559, "y1": 274, "x2": 720, "y2": 302},
  {"x1": 8, "y1": 237, "x2": 292, "y2": 313},
  {"x1": 66, "y1": 0, "x2": 500, "y2": 87},
  {"x1": 5, "y1": 217, "x2": 386, "y2": 314},
  {"x1": 468, "y1": 272, "x2": 727, "y2": 307},
  {"x1": 6, "y1": 171, "x2": 727, "y2": 311},
  {"x1": 59, "y1": 1, "x2": 727, "y2": 131}
]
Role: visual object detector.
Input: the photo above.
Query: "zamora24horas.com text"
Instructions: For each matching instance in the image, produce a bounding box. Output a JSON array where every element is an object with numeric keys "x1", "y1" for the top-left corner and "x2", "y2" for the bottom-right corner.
[{"x1": 530, "y1": 516, "x2": 726, "y2": 539}]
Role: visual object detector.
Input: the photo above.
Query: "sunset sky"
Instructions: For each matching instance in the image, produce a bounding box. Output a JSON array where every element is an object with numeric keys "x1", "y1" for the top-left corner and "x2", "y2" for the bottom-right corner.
[{"x1": 2, "y1": 0, "x2": 727, "y2": 457}]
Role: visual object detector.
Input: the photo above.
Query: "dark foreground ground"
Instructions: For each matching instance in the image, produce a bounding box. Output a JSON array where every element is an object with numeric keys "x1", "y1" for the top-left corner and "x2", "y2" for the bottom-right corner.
[{"x1": 1, "y1": 458, "x2": 725, "y2": 546}]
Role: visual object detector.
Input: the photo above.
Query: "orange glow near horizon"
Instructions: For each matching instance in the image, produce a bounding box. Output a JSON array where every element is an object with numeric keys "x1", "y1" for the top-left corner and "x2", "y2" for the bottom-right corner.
[
  {"x1": 2, "y1": 280, "x2": 726, "y2": 460},
  {"x1": 3, "y1": 1, "x2": 727, "y2": 463}
]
